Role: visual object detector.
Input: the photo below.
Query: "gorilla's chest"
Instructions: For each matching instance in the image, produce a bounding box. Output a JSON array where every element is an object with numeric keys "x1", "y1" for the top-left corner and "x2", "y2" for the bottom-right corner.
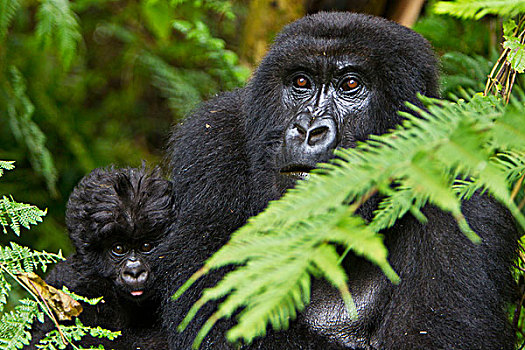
[{"x1": 300, "y1": 260, "x2": 388, "y2": 349}]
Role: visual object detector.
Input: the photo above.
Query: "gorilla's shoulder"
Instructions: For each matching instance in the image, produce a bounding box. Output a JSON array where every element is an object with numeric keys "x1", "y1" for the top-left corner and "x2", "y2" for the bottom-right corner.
[{"x1": 167, "y1": 89, "x2": 249, "y2": 180}]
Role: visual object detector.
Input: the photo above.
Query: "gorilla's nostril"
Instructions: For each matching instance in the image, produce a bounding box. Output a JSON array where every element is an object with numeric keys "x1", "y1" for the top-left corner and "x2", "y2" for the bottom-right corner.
[
  {"x1": 309, "y1": 126, "x2": 328, "y2": 138},
  {"x1": 137, "y1": 271, "x2": 148, "y2": 284},
  {"x1": 293, "y1": 123, "x2": 307, "y2": 137},
  {"x1": 307, "y1": 126, "x2": 332, "y2": 146}
]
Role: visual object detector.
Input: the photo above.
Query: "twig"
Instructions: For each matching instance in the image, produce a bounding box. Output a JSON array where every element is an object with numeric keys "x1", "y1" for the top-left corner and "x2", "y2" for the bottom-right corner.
[{"x1": 484, "y1": 16, "x2": 525, "y2": 102}]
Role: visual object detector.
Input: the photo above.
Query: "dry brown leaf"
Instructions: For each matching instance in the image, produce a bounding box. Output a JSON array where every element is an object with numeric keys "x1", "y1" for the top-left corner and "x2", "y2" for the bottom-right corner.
[{"x1": 17, "y1": 272, "x2": 83, "y2": 321}]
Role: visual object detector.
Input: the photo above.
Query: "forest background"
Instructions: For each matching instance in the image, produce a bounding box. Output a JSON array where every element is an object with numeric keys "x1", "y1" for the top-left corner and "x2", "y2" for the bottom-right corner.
[{"x1": 1, "y1": 0, "x2": 525, "y2": 348}]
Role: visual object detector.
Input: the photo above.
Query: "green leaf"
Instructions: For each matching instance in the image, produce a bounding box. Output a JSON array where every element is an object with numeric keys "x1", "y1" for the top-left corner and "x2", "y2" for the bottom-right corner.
[
  {"x1": 0, "y1": 0, "x2": 20, "y2": 41},
  {"x1": 0, "y1": 197, "x2": 47, "y2": 236},
  {"x1": 434, "y1": 0, "x2": 525, "y2": 20},
  {"x1": 503, "y1": 19, "x2": 518, "y2": 38},
  {"x1": 503, "y1": 36, "x2": 525, "y2": 73},
  {"x1": 7, "y1": 67, "x2": 58, "y2": 195},
  {"x1": 0, "y1": 162, "x2": 15, "y2": 178},
  {"x1": 35, "y1": 0, "x2": 82, "y2": 70},
  {"x1": 141, "y1": 0, "x2": 175, "y2": 41},
  {"x1": 0, "y1": 299, "x2": 41, "y2": 349}
]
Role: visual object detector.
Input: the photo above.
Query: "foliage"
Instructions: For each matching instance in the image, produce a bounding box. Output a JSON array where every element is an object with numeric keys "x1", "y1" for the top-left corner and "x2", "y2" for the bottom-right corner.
[
  {"x1": 0, "y1": 299, "x2": 42, "y2": 349},
  {"x1": 413, "y1": 9, "x2": 492, "y2": 56},
  {"x1": 34, "y1": 318, "x2": 120, "y2": 350},
  {"x1": 439, "y1": 51, "x2": 495, "y2": 97},
  {"x1": 5, "y1": 66, "x2": 58, "y2": 197},
  {"x1": 434, "y1": 0, "x2": 525, "y2": 20},
  {"x1": 0, "y1": 162, "x2": 46, "y2": 236},
  {"x1": 35, "y1": 0, "x2": 82, "y2": 71},
  {"x1": 502, "y1": 19, "x2": 525, "y2": 73}
]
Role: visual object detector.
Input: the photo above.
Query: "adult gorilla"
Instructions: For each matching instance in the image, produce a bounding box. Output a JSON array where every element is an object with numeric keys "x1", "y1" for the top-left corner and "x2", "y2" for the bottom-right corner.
[{"x1": 162, "y1": 12, "x2": 517, "y2": 349}]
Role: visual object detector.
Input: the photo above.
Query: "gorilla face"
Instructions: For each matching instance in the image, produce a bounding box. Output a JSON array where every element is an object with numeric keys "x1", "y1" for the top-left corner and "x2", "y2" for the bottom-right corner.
[
  {"x1": 104, "y1": 236, "x2": 159, "y2": 301},
  {"x1": 278, "y1": 64, "x2": 371, "y2": 181},
  {"x1": 244, "y1": 13, "x2": 439, "y2": 195}
]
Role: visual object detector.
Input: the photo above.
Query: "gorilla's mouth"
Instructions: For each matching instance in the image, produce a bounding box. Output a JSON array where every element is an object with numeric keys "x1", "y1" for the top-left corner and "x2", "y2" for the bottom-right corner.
[
  {"x1": 280, "y1": 165, "x2": 314, "y2": 180},
  {"x1": 131, "y1": 290, "x2": 144, "y2": 297}
]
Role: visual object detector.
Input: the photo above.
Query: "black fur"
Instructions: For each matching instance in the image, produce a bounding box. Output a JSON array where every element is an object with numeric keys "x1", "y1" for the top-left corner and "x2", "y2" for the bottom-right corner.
[
  {"x1": 29, "y1": 167, "x2": 173, "y2": 349},
  {"x1": 161, "y1": 12, "x2": 518, "y2": 349}
]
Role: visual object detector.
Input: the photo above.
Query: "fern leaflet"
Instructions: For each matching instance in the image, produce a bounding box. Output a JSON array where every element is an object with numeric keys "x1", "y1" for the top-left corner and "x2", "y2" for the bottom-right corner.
[
  {"x1": 0, "y1": 299, "x2": 42, "y2": 350},
  {"x1": 0, "y1": 0, "x2": 20, "y2": 41},
  {"x1": 434, "y1": 0, "x2": 525, "y2": 19},
  {"x1": 35, "y1": 0, "x2": 82, "y2": 70},
  {"x1": 0, "y1": 197, "x2": 47, "y2": 236},
  {"x1": 34, "y1": 318, "x2": 120, "y2": 350},
  {"x1": 0, "y1": 242, "x2": 63, "y2": 274}
]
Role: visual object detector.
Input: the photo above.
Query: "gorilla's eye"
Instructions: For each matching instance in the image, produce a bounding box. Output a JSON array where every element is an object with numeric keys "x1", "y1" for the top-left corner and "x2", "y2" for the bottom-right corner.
[
  {"x1": 292, "y1": 75, "x2": 312, "y2": 90},
  {"x1": 112, "y1": 244, "x2": 127, "y2": 256},
  {"x1": 140, "y1": 242, "x2": 153, "y2": 253},
  {"x1": 339, "y1": 77, "x2": 361, "y2": 94}
]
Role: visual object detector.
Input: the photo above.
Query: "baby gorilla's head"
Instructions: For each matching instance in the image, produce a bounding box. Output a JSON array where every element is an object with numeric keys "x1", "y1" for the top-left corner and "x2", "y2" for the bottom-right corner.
[{"x1": 66, "y1": 166, "x2": 174, "y2": 301}]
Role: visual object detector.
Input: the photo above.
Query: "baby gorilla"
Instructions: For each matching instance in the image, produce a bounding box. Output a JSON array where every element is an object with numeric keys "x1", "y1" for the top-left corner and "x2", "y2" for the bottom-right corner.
[{"x1": 29, "y1": 166, "x2": 173, "y2": 349}]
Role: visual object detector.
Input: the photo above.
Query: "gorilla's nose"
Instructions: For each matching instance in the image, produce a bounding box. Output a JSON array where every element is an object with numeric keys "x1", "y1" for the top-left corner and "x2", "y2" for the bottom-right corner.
[
  {"x1": 122, "y1": 260, "x2": 148, "y2": 285},
  {"x1": 284, "y1": 113, "x2": 337, "y2": 163}
]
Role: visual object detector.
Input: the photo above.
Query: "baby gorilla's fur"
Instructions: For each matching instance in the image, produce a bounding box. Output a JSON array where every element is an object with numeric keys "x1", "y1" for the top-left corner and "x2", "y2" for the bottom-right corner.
[{"x1": 29, "y1": 167, "x2": 173, "y2": 349}]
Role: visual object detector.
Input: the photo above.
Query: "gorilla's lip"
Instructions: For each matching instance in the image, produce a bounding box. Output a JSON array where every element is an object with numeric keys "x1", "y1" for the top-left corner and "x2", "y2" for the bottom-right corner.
[
  {"x1": 280, "y1": 165, "x2": 314, "y2": 180},
  {"x1": 131, "y1": 290, "x2": 144, "y2": 297}
]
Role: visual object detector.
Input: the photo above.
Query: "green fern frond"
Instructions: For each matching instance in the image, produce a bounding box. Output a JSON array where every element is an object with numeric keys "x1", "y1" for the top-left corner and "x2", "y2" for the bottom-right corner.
[
  {"x1": 440, "y1": 52, "x2": 493, "y2": 96},
  {"x1": 61, "y1": 286, "x2": 103, "y2": 306},
  {"x1": 0, "y1": 299, "x2": 42, "y2": 350},
  {"x1": 370, "y1": 185, "x2": 428, "y2": 232},
  {"x1": 201, "y1": 0, "x2": 234, "y2": 19},
  {"x1": 0, "y1": 273, "x2": 11, "y2": 313},
  {"x1": 175, "y1": 94, "x2": 525, "y2": 346},
  {"x1": 179, "y1": 209, "x2": 397, "y2": 348},
  {"x1": 0, "y1": 162, "x2": 15, "y2": 178},
  {"x1": 496, "y1": 151, "x2": 525, "y2": 183},
  {"x1": 35, "y1": 317, "x2": 120, "y2": 350},
  {"x1": 0, "y1": 0, "x2": 20, "y2": 41},
  {"x1": 35, "y1": 0, "x2": 82, "y2": 70},
  {"x1": 170, "y1": 0, "x2": 234, "y2": 18},
  {"x1": 138, "y1": 51, "x2": 205, "y2": 117},
  {"x1": 0, "y1": 197, "x2": 47, "y2": 236},
  {"x1": 0, "y1": 242, "x2": 63, "y2": 274},
  {"x1": 7, "y1": 68, "x2": 58, "y2": 195},
  {"x1": 434, "y1": 0, "x2": 525, "y2": 20}
]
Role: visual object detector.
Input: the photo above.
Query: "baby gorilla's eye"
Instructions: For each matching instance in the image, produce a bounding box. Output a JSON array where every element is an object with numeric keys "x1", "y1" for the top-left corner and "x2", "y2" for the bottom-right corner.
[
  {"x1": 339, "y1": 76, "x2": 361, "y2": 93},
  {"x1": 112, "y1": 244, "x2": 127, "y2": 256},
  {"x1": 140, "y1": 242, "x2": 153, "y2": 253},
  {"x1": 292, "y1": 75, "x2": 312, "y2": 90}
]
